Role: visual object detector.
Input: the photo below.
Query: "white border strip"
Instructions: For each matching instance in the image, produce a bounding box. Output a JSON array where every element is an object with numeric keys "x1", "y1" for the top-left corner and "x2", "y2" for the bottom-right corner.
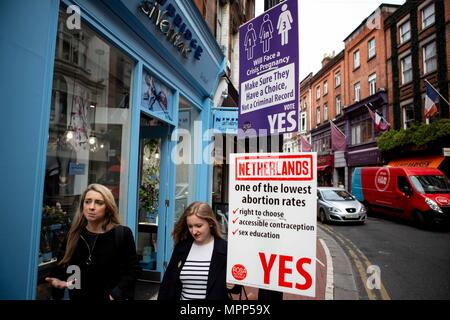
[{"x1": 319, "y1": 238, "x2": 334, "y2": 300}]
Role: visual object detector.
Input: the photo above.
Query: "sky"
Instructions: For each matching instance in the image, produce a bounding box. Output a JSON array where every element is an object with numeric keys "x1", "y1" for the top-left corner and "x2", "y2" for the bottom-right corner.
[{"x1": 255, "y1": 0, "x2": 406, "y2": 80}]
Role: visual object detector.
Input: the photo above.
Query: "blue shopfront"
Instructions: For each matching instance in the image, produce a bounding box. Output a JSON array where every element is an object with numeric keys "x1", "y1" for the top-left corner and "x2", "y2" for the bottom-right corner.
[{"x1": 0, "y1": 0, "x2": 225, "y2": 299}]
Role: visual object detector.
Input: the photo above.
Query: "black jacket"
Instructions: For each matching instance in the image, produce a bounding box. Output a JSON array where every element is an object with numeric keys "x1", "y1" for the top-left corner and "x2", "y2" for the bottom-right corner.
[
  {"x1": 158, "y1": 237, "x2": 232, "y2": 300},
  {"x1": 51, "y1": 225, "x2": 139, "y2": 300}
]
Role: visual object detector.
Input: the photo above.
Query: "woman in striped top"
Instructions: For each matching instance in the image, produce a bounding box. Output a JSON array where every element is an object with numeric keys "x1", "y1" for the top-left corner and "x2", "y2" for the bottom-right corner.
[{"x1": 158, "y1": 202, "x2": 240, "y2": 300}]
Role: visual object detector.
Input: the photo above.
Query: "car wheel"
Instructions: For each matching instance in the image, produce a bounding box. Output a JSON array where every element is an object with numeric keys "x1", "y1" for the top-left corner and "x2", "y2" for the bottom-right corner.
[
  {"x1": 319, "y1": 209, "x2": 327, "y2": 224},
  {"x1": 412, "y1": 211, "x2": 425, "y2": 228}
]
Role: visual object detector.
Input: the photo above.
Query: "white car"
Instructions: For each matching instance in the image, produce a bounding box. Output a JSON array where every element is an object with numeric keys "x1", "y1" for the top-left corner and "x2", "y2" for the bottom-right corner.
[{"x1": 317, "y1": 187, "x2": 367, "y2": 224}]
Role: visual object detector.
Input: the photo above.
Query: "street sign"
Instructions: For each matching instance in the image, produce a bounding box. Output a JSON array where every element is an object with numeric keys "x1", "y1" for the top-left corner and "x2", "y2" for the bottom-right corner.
[
  {"x1": 227, "y1": 152, "x2": 317, "y2": 297},
  {"x1": 238, "y1": 0, "x2": 299, "y2": 137},
  {"x1": 214, "y1": 108, "x2": 238, "y2": 134}
]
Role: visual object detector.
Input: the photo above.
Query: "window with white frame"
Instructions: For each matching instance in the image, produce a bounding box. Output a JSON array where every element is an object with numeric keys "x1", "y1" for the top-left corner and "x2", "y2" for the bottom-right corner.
[
  {"x1": 353, "y1": 50, "x2": 360, "y2": 69},
  {"x1": 323, "y1": 80, "x2": 328, "y2": 95},
  {"x1": 368, "y1": 73, "x2": 377, "y2": 95},
  {"x1": 323, "y1": 103, "x2": 328, "y2": 121},
  {"x1": 368, "y1": 38, "x2": 376, "y2": 59},
  {"x1": 423, "y1": 41, "x2": 437, "y2": 74},
  {"x1": 303, "y1": 98, "x2": 307, "y2": 111},
  {"x1": 316, "y1": 86, "x2": 321, "y2": 100},
  {"x1": 421, "y1": 3, "x2": 435, "y2": 30},
  {"x1": 402, "y1": 104, "x2": 415, "y2": 129},
  {"x1": 300, "y1": 111, "x2": 307, "y2": 132},
  {"x1": 354, "y1": 82, "x2": 361, "y2": 102},
  {"x1": 336, "y1": 95, "x2": 341, "y2": 115},
  {"x1": 400, "y1": 20, "x2": 411, "y2": 44},
  {"x1": 401, "y1": 55, "x2": 412, "y2": 84},
  {"x1": 335, "y1": 72, "x2": 341, "y2": 87},
  {"x1": 316, "y1": 106, "x2": 321, "y2": 125}
]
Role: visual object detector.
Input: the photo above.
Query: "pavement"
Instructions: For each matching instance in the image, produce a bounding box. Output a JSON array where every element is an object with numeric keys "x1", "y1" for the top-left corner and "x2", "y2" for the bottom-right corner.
[{"x1": 134, "y1": 226, "x2": 359, "y2": 300}]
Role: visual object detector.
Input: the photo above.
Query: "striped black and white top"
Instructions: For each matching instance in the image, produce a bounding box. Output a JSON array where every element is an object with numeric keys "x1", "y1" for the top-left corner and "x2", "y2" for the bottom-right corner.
[{"x1": 180, "y1": 239, "x2": 214, "y2": 300}]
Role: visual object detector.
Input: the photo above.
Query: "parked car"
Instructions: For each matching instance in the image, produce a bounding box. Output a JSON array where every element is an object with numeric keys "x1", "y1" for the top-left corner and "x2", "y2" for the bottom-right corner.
[
  {"x1": 317, "y1": 187, "x2": 367, "y2": 224},
  {"x1": 352, "y1": 167, "x2": 450, "y2": 226}
]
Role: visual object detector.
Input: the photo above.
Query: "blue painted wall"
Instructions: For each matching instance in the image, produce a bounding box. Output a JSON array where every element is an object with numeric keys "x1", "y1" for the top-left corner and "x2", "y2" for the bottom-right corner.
[{"x1": 0, "y1": 0, "x2": 59, "y2": 299}]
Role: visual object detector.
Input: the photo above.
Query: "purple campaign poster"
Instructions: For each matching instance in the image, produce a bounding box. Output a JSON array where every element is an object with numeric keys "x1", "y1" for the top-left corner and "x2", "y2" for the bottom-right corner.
[{"x1": 239, "y1": 0, "x2": 299, "y2": 137}]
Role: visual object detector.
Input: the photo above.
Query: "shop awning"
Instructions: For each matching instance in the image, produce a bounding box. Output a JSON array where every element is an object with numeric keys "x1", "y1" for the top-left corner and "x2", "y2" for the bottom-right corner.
[
  {"x1": 388, "y1": 155, "x2": 445, "y2": 169},
  {"x1": 317, "y1": 165, "x2": 331, "y2": 171}
]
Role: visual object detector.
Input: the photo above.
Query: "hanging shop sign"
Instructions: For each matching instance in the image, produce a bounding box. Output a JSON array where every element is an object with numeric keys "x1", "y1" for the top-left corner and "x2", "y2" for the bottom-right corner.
[
  {"x1": 227, "y1": 153, "x2": 317, "y2": 297},
  {"x1": 214, "y1": 108, "x2": 238, "y2": 135},
  {"x1": 139, "y1": 0, "x2": 203, "y2": 60},
  {"x1": 238, "y1": 0, "x2": 299, "y2": 137}
]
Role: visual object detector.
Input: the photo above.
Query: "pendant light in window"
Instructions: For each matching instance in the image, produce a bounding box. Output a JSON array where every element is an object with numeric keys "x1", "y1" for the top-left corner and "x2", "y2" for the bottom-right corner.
[{"x1": 90, "y1": 48, "x2": 105, "y2": 109}]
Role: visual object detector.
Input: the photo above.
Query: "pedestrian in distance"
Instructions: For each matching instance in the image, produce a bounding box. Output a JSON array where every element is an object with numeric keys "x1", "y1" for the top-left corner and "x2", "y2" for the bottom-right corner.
[
  {"x1": 158, "y1": 201, "x2": 241, "y2": 300},
  {"x1": 45, "y1": 183, "x2": 139, "y2": 300}
]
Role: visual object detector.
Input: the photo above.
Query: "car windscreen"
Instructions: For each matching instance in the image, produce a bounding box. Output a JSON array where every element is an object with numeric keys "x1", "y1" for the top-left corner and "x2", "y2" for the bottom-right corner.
[
  {"x1": 321, "y1": 189, "x2": 355, "y2": 201},
  {"x1": 409, "y1": 175, "x2": 450, "y2": 194}
]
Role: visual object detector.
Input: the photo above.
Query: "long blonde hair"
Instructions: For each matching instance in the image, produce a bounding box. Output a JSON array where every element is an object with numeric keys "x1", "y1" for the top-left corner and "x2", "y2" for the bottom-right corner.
[
  {"x1": 59, "y1": 184, "x2": 121, "y2": 265},
  {"x1": 172, "y1": 201, "x2": 223, "y2": 245}
]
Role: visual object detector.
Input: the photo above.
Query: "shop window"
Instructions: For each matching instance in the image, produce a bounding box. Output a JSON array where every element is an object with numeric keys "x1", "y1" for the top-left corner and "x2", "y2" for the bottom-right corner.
[
  {"x1": 37, "y1": 8, "x2": 133, "y2": 299},
  {"x1": 141, "y1": 69, "x2": 173, "y2": 122}
]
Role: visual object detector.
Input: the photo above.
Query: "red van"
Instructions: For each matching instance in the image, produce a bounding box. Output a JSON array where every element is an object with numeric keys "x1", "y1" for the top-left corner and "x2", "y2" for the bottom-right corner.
[{"x1": 352, "y1": 167, "x2": 450, "y2": 226}]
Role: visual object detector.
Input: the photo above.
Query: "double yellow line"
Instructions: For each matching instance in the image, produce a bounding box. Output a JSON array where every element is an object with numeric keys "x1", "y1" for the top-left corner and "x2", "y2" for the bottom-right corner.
[{"x1": 320, "y1": 224, "x2": 391, "y2": 300}]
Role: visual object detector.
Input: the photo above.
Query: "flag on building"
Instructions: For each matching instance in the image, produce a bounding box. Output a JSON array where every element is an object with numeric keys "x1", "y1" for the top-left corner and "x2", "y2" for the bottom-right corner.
[
  {"x1": 299, "y1": 134, "x2": 312, "y2": 152},
  {"x1": 424, "y1": 82, "x2": 439, "y2": 118},
  {"x1": 365, "y1": 105, "x2": 391, "y2": 132},
  {"x1": 330, "y1": 120, "x2": 346, "y2": 151}
]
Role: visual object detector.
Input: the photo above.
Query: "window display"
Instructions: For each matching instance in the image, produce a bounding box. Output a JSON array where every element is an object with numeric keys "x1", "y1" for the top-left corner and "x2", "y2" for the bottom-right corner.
[{"x1": 37, "y1": 8, "x2": 133, "y2": 299}]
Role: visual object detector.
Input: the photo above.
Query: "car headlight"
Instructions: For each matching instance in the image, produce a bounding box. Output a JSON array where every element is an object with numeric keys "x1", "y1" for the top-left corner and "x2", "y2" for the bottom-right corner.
[
  {"x1": 425, "y1": 198, "x2": 443, "y2": 213},
  {"x1": 359, "y1": 206, "x2": 367, "y2": 213},
  {"x1": 328, "y1": 207, "x2": 341, "y2": 213}
]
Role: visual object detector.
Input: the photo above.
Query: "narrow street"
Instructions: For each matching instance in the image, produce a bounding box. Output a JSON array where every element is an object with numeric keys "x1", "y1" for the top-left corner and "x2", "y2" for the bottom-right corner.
[{"x1": 320, "y1": 217, "x2": 450, "y2": 300}]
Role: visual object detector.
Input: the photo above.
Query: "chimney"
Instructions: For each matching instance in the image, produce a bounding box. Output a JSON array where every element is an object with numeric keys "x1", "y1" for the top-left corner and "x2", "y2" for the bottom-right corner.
[
  {"x1": 322, "y1": 55, "x2": 331, "y2": 67},
  {"x1": 321, "y1": 51, "x2": 336, "y2": 67}
]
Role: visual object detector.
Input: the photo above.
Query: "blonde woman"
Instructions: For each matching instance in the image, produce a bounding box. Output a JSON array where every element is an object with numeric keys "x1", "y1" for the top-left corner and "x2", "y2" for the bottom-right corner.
[
  {"x1": 158, "y1": 202, "x2": 240, "y2": 300},
  {"x1": 45, "y1": 184, "x2": 139, "y2": 300}
]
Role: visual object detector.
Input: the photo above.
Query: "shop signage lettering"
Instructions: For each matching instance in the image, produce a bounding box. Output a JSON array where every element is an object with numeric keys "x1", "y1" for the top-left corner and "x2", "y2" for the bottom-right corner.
[{"x1": 139, "y1": 0, "x2": 203, "y2": 60}]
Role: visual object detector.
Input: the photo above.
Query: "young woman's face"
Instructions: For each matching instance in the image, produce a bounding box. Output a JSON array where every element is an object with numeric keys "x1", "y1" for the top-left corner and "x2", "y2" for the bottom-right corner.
[
  {"x1": 83, "y1": 190, "x2": 107, "y2": 224},
  {"x1": 186, "y1": 214, "x2": 212, "y2": 245}
]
